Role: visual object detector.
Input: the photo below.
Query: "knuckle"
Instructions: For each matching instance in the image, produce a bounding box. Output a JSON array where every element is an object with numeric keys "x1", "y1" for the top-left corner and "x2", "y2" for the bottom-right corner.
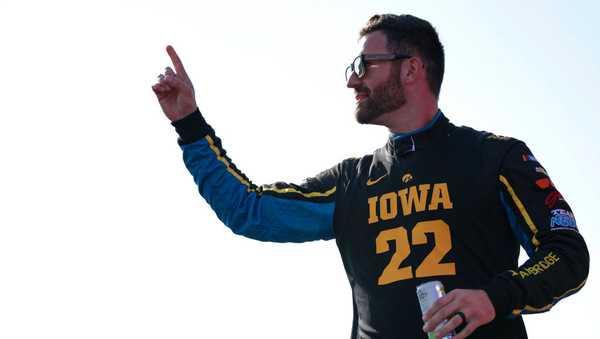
[
  {"x1": 465, "y1": 312, "x2": 476, "y2": 324},
  {"x1": 478, "y1": 310, "x2": 486, "y2": 320},
  {"x1": 436, "y1": 297, "x2": 449, "y2": 309},
  {"x1": 450, "y1": 289, "x2": 463, "y2": 296}
]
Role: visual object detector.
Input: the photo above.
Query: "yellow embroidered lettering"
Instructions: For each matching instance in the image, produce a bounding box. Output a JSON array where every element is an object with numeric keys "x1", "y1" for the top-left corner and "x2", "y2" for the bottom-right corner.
[
  {"x1": 398, "y1": 184, "x2": 430, "y2": 216},
  {"x1": 367, "y1": 196, "x2": 379, "y2": 224},
  {"x1": 429, "y1": 183, "x2": 453, "y2": 211},
  {"x1": 379, "y1": 192, "x2": 398, "y2": 221}
]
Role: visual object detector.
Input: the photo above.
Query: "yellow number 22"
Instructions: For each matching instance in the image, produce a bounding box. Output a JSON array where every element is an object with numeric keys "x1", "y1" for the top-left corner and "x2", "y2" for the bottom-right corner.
[{"x1": 375, "y1": 219, "x2": 456, "y2": 285}]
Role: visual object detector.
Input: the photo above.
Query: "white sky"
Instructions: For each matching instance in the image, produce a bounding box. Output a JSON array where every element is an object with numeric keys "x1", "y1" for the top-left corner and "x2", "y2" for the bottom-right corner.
[{"x1": 1, "y1": 1, "x2": 598, "y2": 338}]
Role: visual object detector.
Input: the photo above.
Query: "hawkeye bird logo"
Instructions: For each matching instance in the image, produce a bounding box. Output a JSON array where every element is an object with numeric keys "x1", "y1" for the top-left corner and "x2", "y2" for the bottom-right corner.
[
  {"x1": 402, "y1": 173, "x2": 413, "y2": 183},
  {"x1": 367, "y1": 174, "x2": 387, "y2": 186}
]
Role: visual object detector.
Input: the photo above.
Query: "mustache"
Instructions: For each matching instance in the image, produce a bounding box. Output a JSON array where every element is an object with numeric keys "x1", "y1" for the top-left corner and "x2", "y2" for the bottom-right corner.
[{"x1": 354, "y1": 87, "x2": 371, "y2": 95}]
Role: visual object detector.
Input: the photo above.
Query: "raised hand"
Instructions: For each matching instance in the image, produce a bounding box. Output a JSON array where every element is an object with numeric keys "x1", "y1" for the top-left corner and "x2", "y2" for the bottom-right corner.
[{"x1": 152, "y1": 45, "x2": 197, "y2": 121}]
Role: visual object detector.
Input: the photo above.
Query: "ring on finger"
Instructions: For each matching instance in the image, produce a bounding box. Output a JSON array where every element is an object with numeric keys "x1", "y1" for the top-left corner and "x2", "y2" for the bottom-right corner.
[{"x1": 451, "y1": 311, "x2": 467, "y2": 325}]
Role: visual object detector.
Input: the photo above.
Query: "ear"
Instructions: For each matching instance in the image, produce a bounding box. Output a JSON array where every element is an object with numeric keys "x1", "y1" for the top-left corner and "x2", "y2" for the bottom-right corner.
[{"x1": 402, "y1": 57, "x2": 424, "y2": 84}]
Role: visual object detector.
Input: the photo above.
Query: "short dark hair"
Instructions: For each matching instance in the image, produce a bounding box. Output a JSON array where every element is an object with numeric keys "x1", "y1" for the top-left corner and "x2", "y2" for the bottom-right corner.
[{"x1": 360, "y1": 14, "x2": 445, "y2": 98}]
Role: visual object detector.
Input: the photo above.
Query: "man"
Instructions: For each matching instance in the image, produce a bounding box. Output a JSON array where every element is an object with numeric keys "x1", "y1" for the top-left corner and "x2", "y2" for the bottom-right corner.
[{"x1": 152, "y1": 14, "x2": 588, "y2": 339}]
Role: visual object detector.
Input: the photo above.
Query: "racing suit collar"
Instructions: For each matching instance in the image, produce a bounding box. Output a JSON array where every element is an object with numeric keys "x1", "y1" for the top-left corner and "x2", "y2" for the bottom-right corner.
[
  {"x1": 389, "y1": 110, "x2": 442, "y2": 141},
  {"x1": 386, "y1": 110, "x2": 449, "y2": 157}
]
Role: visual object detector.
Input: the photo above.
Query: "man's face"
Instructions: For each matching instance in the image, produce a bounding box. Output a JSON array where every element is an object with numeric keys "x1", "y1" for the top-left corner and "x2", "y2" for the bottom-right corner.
[{"x1": 347, "y1": 31, "x2": 407, "y2": 124}]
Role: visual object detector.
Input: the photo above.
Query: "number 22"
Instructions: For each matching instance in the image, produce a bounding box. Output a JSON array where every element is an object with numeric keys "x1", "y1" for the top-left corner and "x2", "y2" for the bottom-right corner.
[{"x1": 375, "y1": 219, "x2": 456, "y2": 285}]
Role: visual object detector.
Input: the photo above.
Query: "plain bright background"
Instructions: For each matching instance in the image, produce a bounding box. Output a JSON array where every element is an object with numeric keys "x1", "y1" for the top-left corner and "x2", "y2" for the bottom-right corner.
[{"x1": 1, "y1": 1, "x2": 598, "y2": 338}]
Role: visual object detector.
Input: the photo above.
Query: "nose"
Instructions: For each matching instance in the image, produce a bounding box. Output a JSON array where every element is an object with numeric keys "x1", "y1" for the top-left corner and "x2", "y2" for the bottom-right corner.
[{"x1": 346, "y1": 71, "x2": 361, "y2": 89}]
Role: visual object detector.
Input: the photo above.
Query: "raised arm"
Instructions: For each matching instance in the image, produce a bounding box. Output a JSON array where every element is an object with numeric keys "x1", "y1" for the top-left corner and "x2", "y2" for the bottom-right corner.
[{"x1": 152, "y1": 46, "x2": 340, "y2": 242}]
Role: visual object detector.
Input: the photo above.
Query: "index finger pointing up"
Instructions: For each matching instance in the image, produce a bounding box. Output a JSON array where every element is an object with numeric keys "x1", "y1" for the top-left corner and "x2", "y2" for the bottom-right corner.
[{"x1": 166, "y1": 45, "x2": 189, "y2": 79}]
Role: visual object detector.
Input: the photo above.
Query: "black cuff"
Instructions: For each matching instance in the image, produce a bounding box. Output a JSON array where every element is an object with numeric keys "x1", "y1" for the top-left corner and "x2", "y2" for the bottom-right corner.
[
  {"x1": 171, "y1": 108, "x2": 211, "y2": 145},
  {"x1": 482, "y1": 275, "x2": 517, "y2": 319}
]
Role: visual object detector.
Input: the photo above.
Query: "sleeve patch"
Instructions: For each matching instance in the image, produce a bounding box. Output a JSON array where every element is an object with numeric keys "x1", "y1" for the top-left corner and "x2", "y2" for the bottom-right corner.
[
  {"x1": 550, "y1": 209, "x2": 578, "y2": 231},
  {"x1": 522, "y1": 154, "x2": 538, "y2": 163}
]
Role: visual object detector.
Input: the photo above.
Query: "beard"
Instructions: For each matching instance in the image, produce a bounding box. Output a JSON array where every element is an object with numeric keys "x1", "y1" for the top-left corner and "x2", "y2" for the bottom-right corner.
[{"x1": 354, "y1": 69, "x2": 406, "y2": 124}]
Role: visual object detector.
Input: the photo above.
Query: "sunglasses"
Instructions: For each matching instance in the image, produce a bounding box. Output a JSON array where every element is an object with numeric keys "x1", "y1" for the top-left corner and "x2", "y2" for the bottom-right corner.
[{"x1": 345, "y1": 53, "x2": 412, "y2": 81}]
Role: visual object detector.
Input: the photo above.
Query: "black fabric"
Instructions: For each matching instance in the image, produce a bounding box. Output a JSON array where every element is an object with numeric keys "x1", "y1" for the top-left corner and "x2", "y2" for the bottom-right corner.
[
  {"x1": 327, "y1": 115, "x2": 587, "y2": 339},
  {"x1": 171, "y1": 108, "x2": 211, "y2": 145},
  {"x1": 175, "y1": 111, "x2": 588, "y2": 338}
]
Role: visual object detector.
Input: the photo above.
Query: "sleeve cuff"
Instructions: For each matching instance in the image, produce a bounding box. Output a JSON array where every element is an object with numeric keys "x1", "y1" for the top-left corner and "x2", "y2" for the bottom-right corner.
[
  {"x1": 482, "y1": 275, "x2": 518, "y2": 318},
  {"x1": 170, "y1": 108, "x2": 212, "y2": 145}
]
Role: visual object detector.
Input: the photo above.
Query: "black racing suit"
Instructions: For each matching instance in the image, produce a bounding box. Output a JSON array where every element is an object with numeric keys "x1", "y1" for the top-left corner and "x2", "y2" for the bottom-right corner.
[{"x1": 172, "y1": 109, "x2": 589, "y2": 339}]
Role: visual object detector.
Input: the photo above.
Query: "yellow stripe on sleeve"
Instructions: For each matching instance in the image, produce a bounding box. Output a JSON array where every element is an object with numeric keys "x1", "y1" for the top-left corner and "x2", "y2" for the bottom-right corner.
[
  {"x1": 205, "y1": 135, "x2": 336, "y2": 199},
  {"x1": 263, "y1": 185, "x2": 337, "y2": 198},
  {"x1": 499, "y1": 175, "x2": 540, "y2": 247},
  {"x1": 511, "y1": 279, "x2": 587, "y2": 316},
  {"x1": 206, "y1": 135, "x2": 253, "y2": 190}
]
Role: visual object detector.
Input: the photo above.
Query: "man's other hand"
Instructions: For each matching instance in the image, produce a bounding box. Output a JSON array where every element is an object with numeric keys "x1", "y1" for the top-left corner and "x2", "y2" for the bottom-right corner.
[{"x1": 422, "y1": 289, "x2": 496, "y2": 339}]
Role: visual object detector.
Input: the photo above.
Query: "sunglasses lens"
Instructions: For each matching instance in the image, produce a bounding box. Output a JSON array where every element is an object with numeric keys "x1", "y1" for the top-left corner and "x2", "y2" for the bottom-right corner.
[
  {"x1": 354, "y1": 56, "x2": 364, "y2": 77},
  {"x1": 345, "y1": 65, "x2": 353, "y2": 81},
  {"x1": 346, "y1": 56, "x2": 366, "y2": 81}
]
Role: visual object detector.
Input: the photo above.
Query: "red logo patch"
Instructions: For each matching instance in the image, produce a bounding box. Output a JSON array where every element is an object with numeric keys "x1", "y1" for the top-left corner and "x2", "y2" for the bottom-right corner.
[
  {"x1": 536, "y1": 178, "x2": 553, "y2": 189},
  {"x1": 545, "y1": 191, "x2": 564, "y2": 209}
]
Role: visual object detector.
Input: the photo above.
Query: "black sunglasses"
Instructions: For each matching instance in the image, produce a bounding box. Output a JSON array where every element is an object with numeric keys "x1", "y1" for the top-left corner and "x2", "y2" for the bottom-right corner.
[{"x1": 345, "y1": 53, "x2": 412, "y2": 81}]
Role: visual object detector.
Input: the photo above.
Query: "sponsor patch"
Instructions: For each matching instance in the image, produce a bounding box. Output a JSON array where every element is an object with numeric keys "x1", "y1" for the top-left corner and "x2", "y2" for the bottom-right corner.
[
  {"x1": 510, "y1": 252, "x2": 560, "y2": 278},
  {"x1": 522, "y1": 154, "x2": 538, "y2": 162},
  {"x1": 550, "y1": 209, "x2": 578, "y2": 231},
  {"x1": 536, "y1": 178, "x2": 554, "y2": 189},
  {"x1": 535, "y1": 167, "x2": 548, "y2": 175},
  {"x1": 544, "y1": 191, "x2": 564, "y2": 209}
]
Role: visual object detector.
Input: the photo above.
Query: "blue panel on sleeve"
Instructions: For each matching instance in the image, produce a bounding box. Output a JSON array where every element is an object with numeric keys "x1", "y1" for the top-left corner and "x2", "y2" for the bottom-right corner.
[
  {"x1": 182, "y1": 138, "x2": 335, "y2": 242},
  {"x1": 500, "y1": 191, "x2": 534, "y2": 257}
]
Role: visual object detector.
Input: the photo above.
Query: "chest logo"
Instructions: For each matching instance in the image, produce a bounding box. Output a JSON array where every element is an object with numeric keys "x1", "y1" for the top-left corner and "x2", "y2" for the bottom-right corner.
[
  {"x1": 366, "y1": 174, "x2": 387, "y2": 186},
  {"x1": 402, "y1": 173, "x2": 413, "y2": 183}
]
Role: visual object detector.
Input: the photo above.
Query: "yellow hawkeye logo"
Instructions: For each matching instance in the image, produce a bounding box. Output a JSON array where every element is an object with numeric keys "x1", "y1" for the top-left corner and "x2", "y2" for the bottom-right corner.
[
  {"x1": 367, "y1": 174, "x2": 387, "y2": 186},
  {"x1": 402, "y1": 173, "x2": 413, "y2": 183}
]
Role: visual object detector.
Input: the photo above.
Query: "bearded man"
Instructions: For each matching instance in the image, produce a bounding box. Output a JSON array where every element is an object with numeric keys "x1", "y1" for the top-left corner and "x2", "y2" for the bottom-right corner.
[{"x1": 152, "y1": 14, "x2": 589, "y2": 339}]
